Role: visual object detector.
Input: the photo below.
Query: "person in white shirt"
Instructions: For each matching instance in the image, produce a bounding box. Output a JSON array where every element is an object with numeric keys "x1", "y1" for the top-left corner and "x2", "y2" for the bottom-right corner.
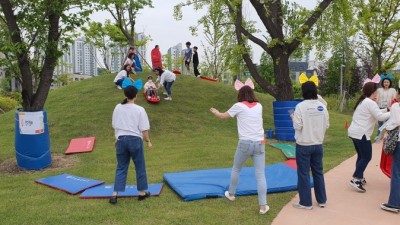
[
  {"x1": 375, "y1": 78, "x2": 396, "y2": 141},
  {"x1": 291, "y1": 81, "x2": 329, "y2": 210},
  {"x1": 143, "y1": 76, "x2": 158, "y2": 99},
  {"x1": 109, "y1": 86, "x2": 153, "y2": 204},
  {"x1": 348, "y1": 82, "x2": 390, "y2": 192},
  {"x1": 210, "y1": 79, "x2": 269, "y2": 215},
  {"x1": 113, "y1": 64, "x2": 132, "y2": 88},
  {"x1": 381, "y1": 88, "x2": 400, "y2": 212},
  {"x1": 154, "y1": 67, "x2": 176, "y2": 101}
]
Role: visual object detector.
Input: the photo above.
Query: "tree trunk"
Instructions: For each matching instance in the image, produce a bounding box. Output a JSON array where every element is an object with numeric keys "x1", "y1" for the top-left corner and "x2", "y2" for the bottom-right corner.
[{"x1": 272, "y1": 52, "x2": 293, "y2": 100}]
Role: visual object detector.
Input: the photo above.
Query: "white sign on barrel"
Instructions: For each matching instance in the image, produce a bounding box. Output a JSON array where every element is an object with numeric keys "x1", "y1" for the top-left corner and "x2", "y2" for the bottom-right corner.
[{"x1": 18, "y1": 111, "x2": 44, "y2": 135}]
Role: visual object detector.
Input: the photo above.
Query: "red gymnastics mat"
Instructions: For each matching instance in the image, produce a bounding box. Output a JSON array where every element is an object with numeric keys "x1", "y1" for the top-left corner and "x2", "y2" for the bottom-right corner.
[{"x1": 65, "y1": 137, "x2": 95, "y2": 154}]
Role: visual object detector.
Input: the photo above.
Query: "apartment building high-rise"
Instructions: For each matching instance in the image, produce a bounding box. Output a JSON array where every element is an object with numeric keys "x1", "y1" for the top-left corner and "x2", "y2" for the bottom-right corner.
[
  {"x1": 167, "y1": 43, "x2": 183, "y2": 70},
  {"x1": 71, "y1": 37, "x2": 97, "y2": 76}
]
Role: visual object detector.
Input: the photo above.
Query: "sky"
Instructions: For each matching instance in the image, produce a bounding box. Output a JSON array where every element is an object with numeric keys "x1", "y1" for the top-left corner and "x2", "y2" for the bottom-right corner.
[{"x1": 90, "y1": 0, "x2": 317, "y2": 65}]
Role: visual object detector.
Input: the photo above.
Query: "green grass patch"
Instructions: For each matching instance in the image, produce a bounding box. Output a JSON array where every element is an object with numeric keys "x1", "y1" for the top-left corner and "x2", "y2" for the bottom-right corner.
[{"x1": 0, "y1": 73, "x2": 354, "y2": 225}]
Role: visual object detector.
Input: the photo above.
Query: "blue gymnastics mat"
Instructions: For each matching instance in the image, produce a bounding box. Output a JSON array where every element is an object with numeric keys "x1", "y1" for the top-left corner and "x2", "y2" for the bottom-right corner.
[
  {"x1": 164, "y1": 163, "x2": 310, "y2": 201},
  {"x1": 35, "y1": 173, "x2": 104, "y2": 195},
  {"x1": 80, "y1": 183, "x2": 164, "y2": 199}
]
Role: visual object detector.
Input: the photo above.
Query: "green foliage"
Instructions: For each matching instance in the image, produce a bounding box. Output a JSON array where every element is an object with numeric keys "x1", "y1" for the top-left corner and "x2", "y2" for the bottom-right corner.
[
  {"x1": 0, "y1": 71, "x2": 354, "y2": 225},
  {"x1": 0, "y1": 96, "x2": 18, "y2": 112},
  {"x1": 354, "y1": 0, "x2": 400, "y2": 72}
]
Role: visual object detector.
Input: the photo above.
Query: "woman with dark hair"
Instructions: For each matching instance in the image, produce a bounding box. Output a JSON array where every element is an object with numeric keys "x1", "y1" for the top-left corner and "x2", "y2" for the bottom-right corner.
[
  {"x1": 375, "y1": 78, "x2": 396, "y2": 141},
  {"x1": 110, "y1": 86, "x2": 153, "y2": 204},
  {"x1": 210, "y1": 79, "x2": 269, "y2": 215},
  {"x1": 113, "y1": 64, "x2": 132, "y2": 88},
  {"x1": 291, "y1": 81, "x2": 329, "y2": 210},
  {"x1": 154, "y1": 67, "x2": 176, "y2": 101},
  {"x1": 348, "y1": 82, "x2": 390, "y2": 192}
]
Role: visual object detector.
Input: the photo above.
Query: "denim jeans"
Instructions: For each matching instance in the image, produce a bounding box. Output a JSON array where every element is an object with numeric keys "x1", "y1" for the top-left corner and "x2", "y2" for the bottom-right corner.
[
  {"x1": 228, "y1": 139, "x2": 267, "y2": 206},
  {"x1": 163, "y1": 80, "x2": 174, "y2": 97},
  {"x1": 296, "y1": 144, "x2": 327, "y2": 207},
  {"x1": 114, "y1": 135, "x2": 148, "y2": 192},
  {"x1": 388, "y1": 142, "x2": 400, "y2": 208},
  {"x1": 351, "y1": 135, "x2": 372, "y2": 179}
]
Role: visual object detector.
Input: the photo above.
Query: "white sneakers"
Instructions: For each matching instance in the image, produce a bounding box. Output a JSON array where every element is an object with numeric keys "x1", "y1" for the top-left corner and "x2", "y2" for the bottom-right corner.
[
  {"x1": 224, "y1": 191, "x2": 235, "y2": 201},
  {"x1": 259, "y1": 205, "x2": 270, "y2": 215},
  {"x1": 164, "y1": 97, "x2": 172, "y2": 101},
  {"x1": 224, "y1": 191, "x2": 270, "y2": 214}
]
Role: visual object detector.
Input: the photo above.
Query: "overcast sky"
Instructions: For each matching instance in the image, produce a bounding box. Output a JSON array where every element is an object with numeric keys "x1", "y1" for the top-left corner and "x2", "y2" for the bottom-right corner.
[{"x1": 90, "y1": 0, "x2": 317, "y2": 64}]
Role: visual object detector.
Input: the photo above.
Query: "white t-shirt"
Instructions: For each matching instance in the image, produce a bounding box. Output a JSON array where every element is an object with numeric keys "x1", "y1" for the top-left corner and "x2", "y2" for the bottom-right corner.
[
  {"x1": 348, "y1": 98, "x2": 390, "y2": 140},
  {"x1": 227, "y1": 102, "x2": 264, "y2": 141},
  {"x1": 144, "y1": 80, "x2": 156, "y2": 91},
  {"x1": 114, "y1": 70, "x2": 127, "y2": 83},
  {"x1": 293, "y1": 100, "x2": 329, "y2": 145},
  {"x1": 112, "y1": 103, "x2": 150, "y2": 139},
  {"x1": 159, "y1": 70, "x2": 176, "y2": 87},
  {"x1": 386, "y1": 102, "x2": 400, "y2": 141},
  {"x1": 377, "y1": 88, "x2": 396, "y2": 108}
]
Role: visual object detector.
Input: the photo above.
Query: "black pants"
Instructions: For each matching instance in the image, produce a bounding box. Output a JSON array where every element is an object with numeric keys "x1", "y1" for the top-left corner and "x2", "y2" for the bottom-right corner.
[{"x1": 193, "y1": 63, "x2": 200, "y2": 77}]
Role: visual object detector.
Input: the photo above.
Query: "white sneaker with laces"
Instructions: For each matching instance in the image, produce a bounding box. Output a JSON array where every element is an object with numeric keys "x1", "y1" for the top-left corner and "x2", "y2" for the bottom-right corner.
[{"x1": 224, "y1": 191, "x2": 235, "y2": 201}]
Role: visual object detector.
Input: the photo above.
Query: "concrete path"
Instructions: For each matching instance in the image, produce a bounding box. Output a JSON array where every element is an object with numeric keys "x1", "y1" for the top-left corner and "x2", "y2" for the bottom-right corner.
[{"x1": 272, "y1": 143, "x2": 399, "y2": 225}]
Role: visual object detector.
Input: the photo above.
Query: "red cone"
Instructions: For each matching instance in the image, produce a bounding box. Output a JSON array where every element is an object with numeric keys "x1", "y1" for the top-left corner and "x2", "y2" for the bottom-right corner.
[{"x1": 345, "y1": 121, "x2": 349, "y2": 129}]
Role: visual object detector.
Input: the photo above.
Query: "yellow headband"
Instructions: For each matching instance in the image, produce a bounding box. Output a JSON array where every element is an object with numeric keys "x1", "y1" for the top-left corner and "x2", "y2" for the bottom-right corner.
[{"x1": 299, "y1": 73, "x2": 318, "y2": 87}]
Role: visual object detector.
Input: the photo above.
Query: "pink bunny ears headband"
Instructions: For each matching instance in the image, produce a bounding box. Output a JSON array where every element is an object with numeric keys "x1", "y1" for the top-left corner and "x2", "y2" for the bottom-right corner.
[
  {"x1": 234, "y1": 78, "x2": 255, "y2": 91},
  {"x1": 363, "y1": 74, "x2": 381, "y2": 86}
]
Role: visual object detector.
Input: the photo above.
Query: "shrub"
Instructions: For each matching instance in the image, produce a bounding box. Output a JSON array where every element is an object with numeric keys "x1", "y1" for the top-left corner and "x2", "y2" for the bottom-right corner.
[{"x1": 0, "y1": 96, "x2": 18, "y2": 113}]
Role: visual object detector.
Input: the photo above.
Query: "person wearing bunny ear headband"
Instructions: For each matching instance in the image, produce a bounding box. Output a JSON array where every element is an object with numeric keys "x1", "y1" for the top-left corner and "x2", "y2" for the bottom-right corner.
[
  {"x1": 298, "y1": 73, "x2": 327, "y2": 107},
  {"x1": 291, "y1": 81, "x2": 329, "y2": 210},
  {"x1": 348, "y1": 78, "x2": 390, "y2": 193},
  {"x1": 210, "y1": 78, "x2": 269, "y2": 215},
  {"x1": 375, "y1": 74, "x2": 397, "y2": 141}
]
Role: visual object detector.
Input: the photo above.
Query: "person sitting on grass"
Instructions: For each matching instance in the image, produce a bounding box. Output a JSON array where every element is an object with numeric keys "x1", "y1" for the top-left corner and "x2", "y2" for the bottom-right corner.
[{"x1": 114, "y1": 64, "x2": 133, "y2": 89}]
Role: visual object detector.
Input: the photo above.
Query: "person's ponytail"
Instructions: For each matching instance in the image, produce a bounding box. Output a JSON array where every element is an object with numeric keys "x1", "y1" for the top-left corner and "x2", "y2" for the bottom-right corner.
[{"x1": 121, "y1": 98, "x2": 128, "y2": 105}]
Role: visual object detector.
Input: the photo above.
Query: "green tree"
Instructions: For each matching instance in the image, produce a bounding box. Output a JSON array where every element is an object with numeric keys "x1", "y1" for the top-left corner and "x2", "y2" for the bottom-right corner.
[
  {"x1": 185, "y1": 0, "x2": 236, "y2": 79},
  {"x1": 354, "y1": 0, "x2": 400, "y2": 73},
  {"x1": 176, "y1": 0, "x2": 336, "y2": 100},
  {"x1": 0, "y1": 0, "x2": 93, "y2": 111},
  {"x1": 96, "y1": 0, "x2": 153, "y2": 47}
]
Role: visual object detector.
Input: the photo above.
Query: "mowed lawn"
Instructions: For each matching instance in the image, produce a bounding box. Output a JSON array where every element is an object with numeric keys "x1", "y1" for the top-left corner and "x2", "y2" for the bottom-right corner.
[{"x1": 0, "y1": 72, "x2": 354, "y2": 225}]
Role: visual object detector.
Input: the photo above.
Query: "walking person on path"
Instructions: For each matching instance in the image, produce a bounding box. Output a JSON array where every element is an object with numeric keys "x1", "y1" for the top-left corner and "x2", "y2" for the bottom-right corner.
[
  {"x1": 381, "y1": 88, "x2": 400, "y2": 213},
  {"x1": 210, "y1": 78, "x2": 269, "y2": 215},
  {"x1": 348, "y1": 79, "x2": 390, "y2": 192}
]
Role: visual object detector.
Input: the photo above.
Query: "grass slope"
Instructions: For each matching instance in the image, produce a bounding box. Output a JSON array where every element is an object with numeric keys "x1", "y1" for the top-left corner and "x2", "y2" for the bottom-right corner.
[{"x1": 0, "y1": 73, "x2": 354, "y2": 225}]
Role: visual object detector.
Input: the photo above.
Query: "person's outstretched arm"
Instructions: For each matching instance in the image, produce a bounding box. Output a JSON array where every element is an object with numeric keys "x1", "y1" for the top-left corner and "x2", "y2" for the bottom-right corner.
[{"x1": 210, "y1": 107, "x2": 231, "y2": 119}]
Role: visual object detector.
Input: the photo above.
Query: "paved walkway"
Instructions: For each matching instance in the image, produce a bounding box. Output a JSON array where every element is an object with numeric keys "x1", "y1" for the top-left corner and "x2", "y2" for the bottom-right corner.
[{"x1": 272, "y1": 143, "x2": 398, "y2": 225}]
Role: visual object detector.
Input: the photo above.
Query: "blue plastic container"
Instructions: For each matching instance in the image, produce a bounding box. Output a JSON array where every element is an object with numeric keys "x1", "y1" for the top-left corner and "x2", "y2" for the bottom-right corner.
[
  {"x1": 272, "y1": 101, "x2": 301, "y2": 141},
  {"x1": 15, "y1": 110, "x2": 52, "y2": 170}
]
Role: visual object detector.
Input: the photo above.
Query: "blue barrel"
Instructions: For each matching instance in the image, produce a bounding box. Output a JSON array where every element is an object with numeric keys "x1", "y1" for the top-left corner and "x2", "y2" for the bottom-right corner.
[
  {"x1": 273, "y1": 101, "x2": 301, "y2": 141},
  {"x1": 15, "y1": 110, "x2": 52, "y2": 170}
]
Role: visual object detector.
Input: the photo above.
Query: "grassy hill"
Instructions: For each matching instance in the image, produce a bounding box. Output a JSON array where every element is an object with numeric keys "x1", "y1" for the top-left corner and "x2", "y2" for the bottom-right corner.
[{"x1": 0, "y1": 72, "x2": 354, "y2": 225}]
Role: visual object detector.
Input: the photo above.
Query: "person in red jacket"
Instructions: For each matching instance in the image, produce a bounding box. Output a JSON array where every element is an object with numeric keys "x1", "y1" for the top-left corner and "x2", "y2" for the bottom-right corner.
[{"x1": 151, "y1": 45, "x2": 162, "y2": 70}]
